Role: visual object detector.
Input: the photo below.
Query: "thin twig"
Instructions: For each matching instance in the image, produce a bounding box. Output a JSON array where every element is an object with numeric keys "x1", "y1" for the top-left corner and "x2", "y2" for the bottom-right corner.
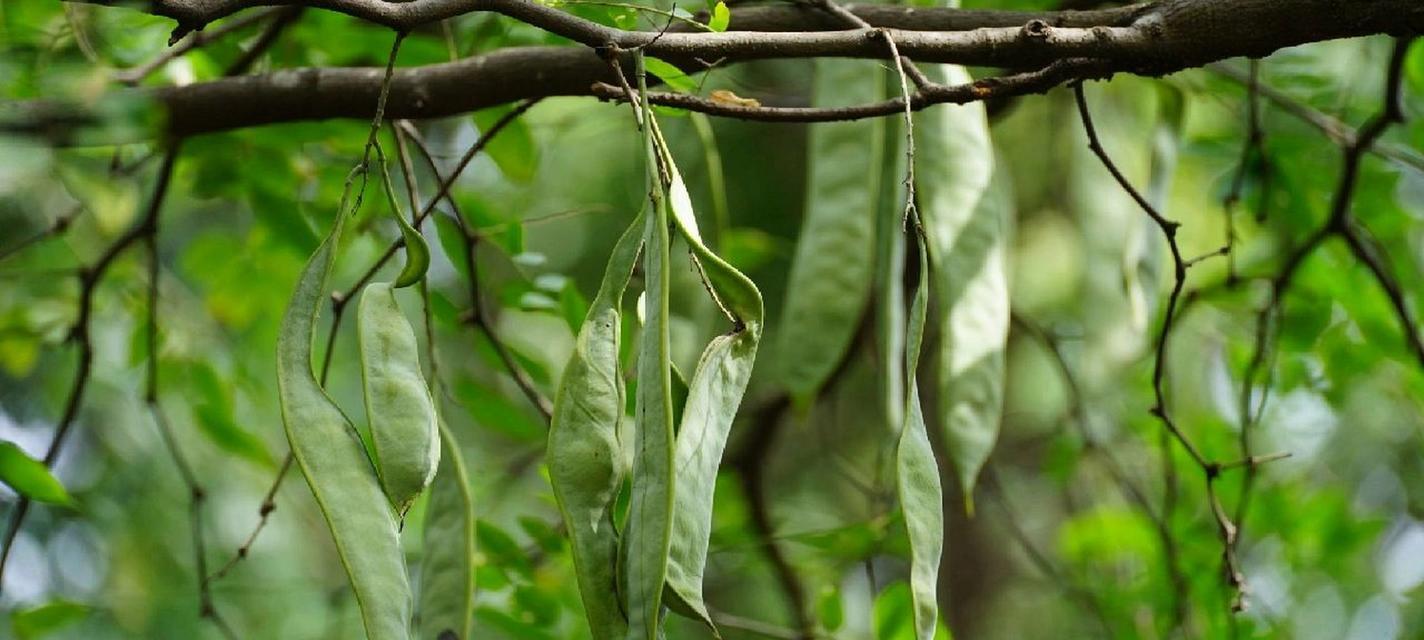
[
  {"x1": 1233, "y1": 41, "x2": 1419, "y2": 579},
  {"x1": 0, "y1": 207, "x2": 80, "y2": 264},
  {"x1": 591, "y1": 57, "x2": 1108, "y2": 123},
  {"x1": 114, "y1": 8, "x2": 283, "y2": 85},
  {"x1": 223, "y1": 7, "x2": 305, "y2": 77},
  {"x1": 982, "y1": 469, "x2": 1115, "y2": 637},
  {"x1": 140, "y1": 192, "x2": 238, "y2": 637},
  {"x1": 1209, "y1": 62, "x2": 1424, "y2": 176},
  {"x1": 396, "y1": 121, "x2": 554, "y2": 421},
  {"x1": 206, "y1": 34, "x2": 409, "y2": 582},
  {"x1": 0, "y1": 146, "x2": 182, "y2": 594},
  {"x1": 1075, "y1": 81, "x2": 1233, "y2": 623}
]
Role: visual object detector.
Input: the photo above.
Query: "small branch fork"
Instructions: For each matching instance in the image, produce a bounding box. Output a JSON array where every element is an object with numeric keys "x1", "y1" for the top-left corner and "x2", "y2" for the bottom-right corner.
[
  {"x1": 0, "y1": 14, "x2": 304, "y2": 624},
  {"x1": 1230, "y1": 35, "x2": 1420, "y2": 608},
  {"x1": 1073, "y1": 83, "x2": 1294, "y2": 618},
  {"x1": 1074, "y1": 36, "x2": 1420, "y2": 619},
  {"x1": 395, "y1": 120, "x2": 554, "y2": 420},
  {"x1": 113, "y1": 6, "x2": 298, "y2": 86},
  {"x1": 0, "y1": 149, "x2": 183, "y2": 594},
  {"x1": 137, "y1": 148, "x2": 240, "y2": 640}
]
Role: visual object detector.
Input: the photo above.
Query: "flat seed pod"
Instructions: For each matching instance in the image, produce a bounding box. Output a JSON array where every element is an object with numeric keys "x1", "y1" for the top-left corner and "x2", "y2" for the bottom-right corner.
[
  {"x1": 278, "y1": 211, "x2": 412, "y2": 640},
  {"x1": 620, "y1": 71, "x2": 677, "y2": 640},
  {"x1": 914, "y1": 62, "x2": 1009, "y2": 508},
  {"x1": 548, "y1": 210, "x2": 645, "y2": 640},
  {"x1": 650, "y1": 122, "x2": 764, "y2": 632},
  {"x1": 358, "y1": 281, "x2": 440, "y2": 515},
  {"x1": 896, "y1": 233, "x2": 945, "y2": 640},
  {"x1": 776, "y1": 59, "x2": 885, "y2": 400}
]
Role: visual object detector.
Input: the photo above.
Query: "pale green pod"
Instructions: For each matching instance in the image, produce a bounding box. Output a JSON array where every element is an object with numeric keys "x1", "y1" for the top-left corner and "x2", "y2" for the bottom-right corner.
[
  {"x1": 378, "y1": 154, "x2": 431, "y2": 289},
  {"x1": 650, "y1": 122, "x2": 764, "y2": 632},
  {"x1": 620, "y1": 67, "x2": 677, "y2": 640},
  {"x1": 417, "y1": 421, "x2": 474, "y2": 640},
  {"x1": 777, "y1": 59, "x2": 885, "y2": 400},
  {"x1": 359, "y1": 281, "x2": 440, "y2": 515},
  {"x1": 392, "y1": 212, "x2": 430, "y2": 289},
  {"x1": 914, "y1": 62, "x2": 1009, "y2": 507},
  {"x1": 896, "y1": 233, "x2": 945, "y2": 640},
  {"x1": 548, "y1": 210, "x2": 645, "y2": 640},
  {"x1": 876, "y1": 109, "x2": 909, "y2": 434},
  {"x1": 278, "y1": 212, "x2": 412, "y2": 640}
]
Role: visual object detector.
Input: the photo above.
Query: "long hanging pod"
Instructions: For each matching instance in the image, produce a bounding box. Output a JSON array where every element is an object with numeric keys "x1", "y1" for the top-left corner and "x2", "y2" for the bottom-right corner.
[
  {"x1": 895, "y1": 229, "x2": 946, "y2": 640},
  {"x1": 620, "y1": 57, "x2": 678, "y2": 640},
  {"x1": 547, "y1": 210, "x2": 646, "y2": 640},
  {"x1": 776, "y1": 59, "x2": 884, "y2": 401},
  {"x1": 278, "y1": 208, "x2": 413, "y2": 640},
  {"x1": 914, "y1": 59, "x2": 1009, "y2": 508},
  {"x1": 649, "y1": 120, "x2": 765, "y2": 631},
  {"x1": 358, "y1": 281, "x2": 440, "y2": 516}
]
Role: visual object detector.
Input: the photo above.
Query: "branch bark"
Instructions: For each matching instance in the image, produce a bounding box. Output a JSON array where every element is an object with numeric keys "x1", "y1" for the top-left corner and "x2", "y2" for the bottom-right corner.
[{"x1": 13, "y1": 0, "x2": 1424, "y2": 138}]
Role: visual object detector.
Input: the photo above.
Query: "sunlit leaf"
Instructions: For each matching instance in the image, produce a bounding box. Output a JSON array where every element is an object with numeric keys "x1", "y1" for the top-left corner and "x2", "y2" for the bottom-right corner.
[{"x1": 0, "y1": 441, "x2": 70, "y2": 506}]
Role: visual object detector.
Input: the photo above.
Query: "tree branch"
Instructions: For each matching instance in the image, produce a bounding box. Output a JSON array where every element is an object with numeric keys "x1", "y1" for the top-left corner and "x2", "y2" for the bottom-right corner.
[
  {"x1": 90, "y1": 0, "x2": 1149, "y2": 40},
  {"x1": 10, "y1": 0, "x2": 1421, "y2": 139}
]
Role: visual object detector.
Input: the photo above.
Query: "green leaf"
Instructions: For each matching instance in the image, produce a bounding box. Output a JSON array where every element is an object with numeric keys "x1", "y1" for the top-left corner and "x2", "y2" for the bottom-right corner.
[
  {"x1": 417, "y1": 422, "x2": 475, "y2": 640},
  {"x1": 452, "y1": 375, "x2": 545, "y2": 442},
  {"x1": 433, "y1": 212, "x2": 471, "y2": 277},
  {"x1": 476, "y1": 520, "x2": 533, "y2": 578},
  {"x1": 0, "y1": 441, "x2": 70, "y2": 506},
  {"x1": 620, "y1": 69, "x2": 678, "y2": 639},
  {"x1": 548, "y1": 210, "x2": 644, "y2": 640},
  {"x1": 358, "y1": 281, "x2": 441, "y2": 515},
  {"x1": 707, "y1": 2, "x2": 730, "y2": 32},
  {"x1": 277, "y1": 209, "x2": 412, "y2": 640},
  {"x1": 873, "y1": 582, "x2": 951, "y2": 640},
  {"x1": 777, "y1": 59, "x2": 885, "y2": 400},
  {"x1": 817, "y1": 585, "x2": 845, "y2": 632},
  {"x1": 473, "y1": 107, "x2": 538, "y2": 182},
  {"x1": 517, "y1": 516, "x2": 565, "y2": 554},
  {"x1": 914, "y1": 63, "x2": 1009, "y2": 506},
  {"x1": 643, "y1": 57, "x2": 698, "y2": 94},
  {"x1": 186, "y1": 361, "x2": 274, "y2": 467},
  {"x1": 895, "y1": 233, "x2": 945, "y2": 640},
  {"x1": 11, "y1": 601, "x2": 89, "y2": 639},
  {"x1": 651, "y1": 119, "x2": 765, "y2": 631}
]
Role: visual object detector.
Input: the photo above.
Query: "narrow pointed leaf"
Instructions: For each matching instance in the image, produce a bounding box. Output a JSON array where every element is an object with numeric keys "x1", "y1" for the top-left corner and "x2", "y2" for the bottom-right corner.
[
  {"x1": 548, "y1": 211, "x2": 645, "y2": 640},
  {"x1": 278, "y1": 212, "x2": 412, "y2": 640},
  {"x1": 708, "y1": 2, "x2": 730, "y2": 32}
]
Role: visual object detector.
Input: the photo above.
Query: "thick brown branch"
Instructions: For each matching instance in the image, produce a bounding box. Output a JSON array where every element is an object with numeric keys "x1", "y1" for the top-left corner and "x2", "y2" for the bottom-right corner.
[
  {"x1": 9, "y1": 0, "x2": 1421, "y2": 139},
  {"x1": 93, "y1": 0, "x2": 1149, "y2": 39}
]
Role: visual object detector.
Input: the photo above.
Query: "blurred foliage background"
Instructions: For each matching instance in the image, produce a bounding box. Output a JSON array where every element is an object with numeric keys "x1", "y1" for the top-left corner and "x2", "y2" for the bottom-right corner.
[{"x1": 2, "y1": 0, "x2": 1424, "y2": 638}]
